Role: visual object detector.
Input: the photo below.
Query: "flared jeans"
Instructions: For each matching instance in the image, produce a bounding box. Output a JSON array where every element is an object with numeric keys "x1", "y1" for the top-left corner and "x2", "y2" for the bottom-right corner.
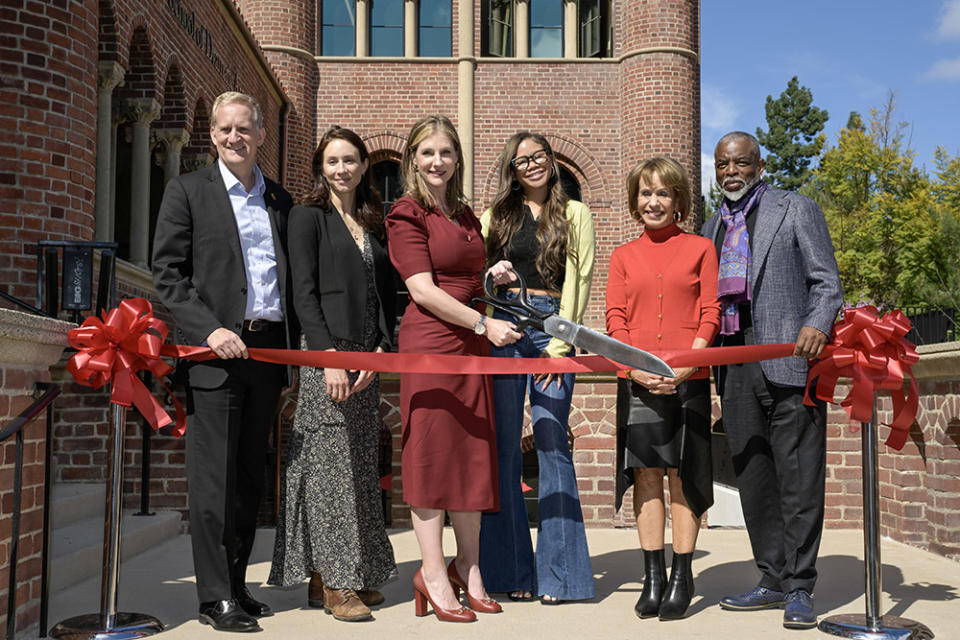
[{"x1": 478, "y1": 293, "x2": 595, "y2": 600}]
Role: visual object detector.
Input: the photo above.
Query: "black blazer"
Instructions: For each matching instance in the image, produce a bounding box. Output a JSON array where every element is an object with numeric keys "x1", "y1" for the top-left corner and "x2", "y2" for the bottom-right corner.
[
  {"x1": 288, "y1": 204, "x2": 396, "y2": 353},
  {"x1": 152, "y1": 162, "x2": 297, "y2": 387}
]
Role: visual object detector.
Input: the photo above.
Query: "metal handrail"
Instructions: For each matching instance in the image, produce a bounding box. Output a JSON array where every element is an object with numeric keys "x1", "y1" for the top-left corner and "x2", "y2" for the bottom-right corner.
[
  {"x1": 0, "y1": 290, "x2": 53, "y2": 317},
  {"x1": 2, "y1": 382, "x2": 60, "y2": 639}
]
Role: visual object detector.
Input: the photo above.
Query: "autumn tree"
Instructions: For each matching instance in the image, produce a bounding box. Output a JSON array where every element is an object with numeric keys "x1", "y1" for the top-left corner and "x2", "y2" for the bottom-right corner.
[{"x1": 813, "y1": 92, "x2": 960, "y2": 313}]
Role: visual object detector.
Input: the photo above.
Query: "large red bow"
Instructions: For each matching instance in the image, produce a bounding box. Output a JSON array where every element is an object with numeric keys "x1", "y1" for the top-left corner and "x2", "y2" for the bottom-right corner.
[
  {"x1": 67, "y1": 298, "x2": 186, "y2": 437},
  {"x1": 805, "y1": 306, "x2": 920, "y2": 449}
]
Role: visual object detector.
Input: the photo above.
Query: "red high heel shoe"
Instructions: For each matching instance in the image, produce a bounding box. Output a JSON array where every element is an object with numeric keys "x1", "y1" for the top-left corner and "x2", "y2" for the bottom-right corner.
[
  {"x1": 447, "y1": 560, "x2": 503, "y2": 614},
  {"x1": 413, "y1": 569, "x2": 476, "y2": 622}
]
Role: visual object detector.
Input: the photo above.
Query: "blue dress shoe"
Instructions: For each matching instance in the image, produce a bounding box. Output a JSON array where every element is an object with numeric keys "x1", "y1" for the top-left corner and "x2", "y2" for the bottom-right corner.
[
  {"x1": 783, "y1": 590, "x2": 816, "y2": 629},
  {"x1": 719, "y1": 586, "x2": 785, "y2": 611}
]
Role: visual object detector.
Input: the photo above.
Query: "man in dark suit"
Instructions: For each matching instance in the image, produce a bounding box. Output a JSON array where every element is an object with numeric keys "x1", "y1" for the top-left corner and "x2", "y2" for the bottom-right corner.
[
  {"x1": 152, "y1": 91, "x2": 296, "y2": 633},
  {"x1": 702, "y1": 131, "x2": 843, "y2": 630}
]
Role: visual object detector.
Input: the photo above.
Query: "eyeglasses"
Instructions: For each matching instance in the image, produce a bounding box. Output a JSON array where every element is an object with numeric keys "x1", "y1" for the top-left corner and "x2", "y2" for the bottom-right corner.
[{"x1": 510, "y1": 149, "x2": 550, "y2": 171}]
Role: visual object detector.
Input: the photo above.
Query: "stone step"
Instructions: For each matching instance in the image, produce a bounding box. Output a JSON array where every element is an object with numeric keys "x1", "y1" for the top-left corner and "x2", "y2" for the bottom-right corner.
[
  {"x1": 49, "y1": 483, "x2": 183, "y2": 592},
  {"x1": 50, "y1": 483, "x2": 106, "y2": 529}
]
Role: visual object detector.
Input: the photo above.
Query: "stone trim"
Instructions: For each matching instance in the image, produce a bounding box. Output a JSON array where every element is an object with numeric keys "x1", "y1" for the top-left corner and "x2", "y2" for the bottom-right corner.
[{"x1": 0, "y1": 308, "x2": 73, "y2": 368}]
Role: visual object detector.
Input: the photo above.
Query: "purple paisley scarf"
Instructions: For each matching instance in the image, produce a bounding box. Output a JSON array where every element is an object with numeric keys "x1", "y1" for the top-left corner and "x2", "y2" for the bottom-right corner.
[{"x1": 718, "y1": 181, "x2": 766, "y2": 335}]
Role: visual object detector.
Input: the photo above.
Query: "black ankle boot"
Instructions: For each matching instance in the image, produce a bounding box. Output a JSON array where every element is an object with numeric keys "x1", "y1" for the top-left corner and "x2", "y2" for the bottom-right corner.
[
  {"x1": 634, "y1": 548, "x2": 667, "y2": 618},
  {"x1": 658, "y1": 551, "x2": 694, "y2": 620}
]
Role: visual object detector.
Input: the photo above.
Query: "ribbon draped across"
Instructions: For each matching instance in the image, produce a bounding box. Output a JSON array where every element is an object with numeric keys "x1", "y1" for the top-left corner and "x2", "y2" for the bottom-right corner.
[
  {"x1": 67, "y1": 299, "x2": 920, "y2": 449},
  {"x1": 805, "y1": 306, "x2": 919, "y2": 450}
]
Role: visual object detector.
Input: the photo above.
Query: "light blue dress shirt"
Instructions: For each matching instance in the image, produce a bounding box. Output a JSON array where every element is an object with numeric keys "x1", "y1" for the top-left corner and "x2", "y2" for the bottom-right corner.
[{"x1": 217, "y1": 159, "x2": 283, "y2": 322}]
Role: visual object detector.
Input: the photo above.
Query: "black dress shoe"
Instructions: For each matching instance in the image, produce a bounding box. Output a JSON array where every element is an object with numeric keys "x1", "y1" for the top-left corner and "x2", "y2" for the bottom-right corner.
[
  {"x1": 199, "y1": 599, "x2": 262, "y2": 633},
  {"x1": 783, "y1": 589, "x2": 817, "y2": 629},
  {"x1": 235, "y1": 585, "x2": 274, "y2": 617}
]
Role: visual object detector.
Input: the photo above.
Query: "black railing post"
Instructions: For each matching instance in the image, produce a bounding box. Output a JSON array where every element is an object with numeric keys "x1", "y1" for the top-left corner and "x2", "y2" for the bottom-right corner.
[
  {"x1": 40, "y1": 389, "x2": 55, "y2": 637},
  {"x1": 6, "y1": 428, "x2": 25, "y2": 640}
]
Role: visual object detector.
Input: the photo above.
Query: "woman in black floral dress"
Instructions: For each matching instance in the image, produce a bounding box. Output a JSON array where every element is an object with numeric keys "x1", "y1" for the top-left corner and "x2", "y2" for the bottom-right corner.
[{"x1": 268, "y1": 127, "x2": 397, "y2": 622}]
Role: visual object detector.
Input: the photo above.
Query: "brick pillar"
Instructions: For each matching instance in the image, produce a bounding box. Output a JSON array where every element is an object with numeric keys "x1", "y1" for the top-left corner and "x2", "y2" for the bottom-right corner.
[
  {"x1": 0, "y1": 0, "x2": 98, "y2": 300},
  {"x1": 240, "y1": 0, "x2": 319, "y2": 198},
  {"x1": 619, "y1": 0, "x2": 701, "y2": 232}
]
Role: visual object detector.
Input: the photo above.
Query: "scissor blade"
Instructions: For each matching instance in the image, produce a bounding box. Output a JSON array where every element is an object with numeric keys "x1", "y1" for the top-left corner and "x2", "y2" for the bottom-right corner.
[{"x1": 544, "y1": 317, "x2": 676, "y2": 377}]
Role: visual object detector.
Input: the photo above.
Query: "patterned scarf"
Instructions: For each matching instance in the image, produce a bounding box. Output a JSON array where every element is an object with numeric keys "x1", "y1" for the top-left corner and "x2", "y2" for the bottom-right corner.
[{"x1": 718, "y1": 180, "x2": 766, "y2": 335}]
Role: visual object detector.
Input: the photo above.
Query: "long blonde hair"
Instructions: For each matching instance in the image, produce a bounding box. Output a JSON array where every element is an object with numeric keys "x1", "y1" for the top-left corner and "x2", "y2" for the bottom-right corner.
[
  {"x1": 400, "y1": 115, "x2": 467, "y2": 216},
  {"x1": 485, "y1": 132, "x2": 570, "y2": 288}
]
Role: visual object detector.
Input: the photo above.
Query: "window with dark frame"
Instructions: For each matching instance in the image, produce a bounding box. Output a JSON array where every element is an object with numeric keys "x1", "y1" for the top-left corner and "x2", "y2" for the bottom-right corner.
[
  {"x1": 321, "y1": 0, "x2": 356, "y2": 56},
  {"x1": 578, "y1": 0, "x2": 612, "y2": 58},
  {"x1": 372, "y1": 159, "x2": 409, "y2": 320},
  {"x1": 419, "y1": 0, "x2": 452, "y2": 56},
  {"x1": 483, "y1": 0, "x2": 515, "y2": 57},
  {"x1": 371, "y1": 0, "x2": 403, "y2": 57},
  {"x1": 530, "y1": 1, "x2": 562, "y2": 58}
]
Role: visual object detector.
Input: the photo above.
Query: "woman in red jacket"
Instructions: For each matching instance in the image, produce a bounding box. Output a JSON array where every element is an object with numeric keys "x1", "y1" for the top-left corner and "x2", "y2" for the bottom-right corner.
[{"x1": 605, "y1": 157, "x2": 720, "y2": 621}]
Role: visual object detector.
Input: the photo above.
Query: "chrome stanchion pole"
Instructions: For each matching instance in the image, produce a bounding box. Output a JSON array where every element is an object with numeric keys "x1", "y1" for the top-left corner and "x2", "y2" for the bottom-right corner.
[
  {"x1": 818, "y1": 394, "x2": 933, "y2": 640},
  {"x1": 50, "y1": 404, "x2": 165, "y2": 639}
]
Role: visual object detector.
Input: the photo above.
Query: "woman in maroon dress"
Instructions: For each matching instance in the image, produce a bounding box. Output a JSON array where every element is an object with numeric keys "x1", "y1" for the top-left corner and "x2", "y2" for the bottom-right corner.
[{"x1": 386, "y1": 115, "x2": 520, "y2": 623}]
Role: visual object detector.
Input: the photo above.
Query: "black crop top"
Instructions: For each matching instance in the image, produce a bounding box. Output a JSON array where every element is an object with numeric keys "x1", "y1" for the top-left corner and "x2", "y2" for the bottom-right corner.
[{"x1": 506, "y1": 206, "x2": 564, "y2": 291}]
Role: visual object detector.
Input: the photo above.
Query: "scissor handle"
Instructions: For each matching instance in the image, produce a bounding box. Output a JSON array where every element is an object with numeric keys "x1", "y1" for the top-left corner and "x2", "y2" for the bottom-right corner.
[{"x1": 477, "y1": 268, "x2": 550, "y2": 331}]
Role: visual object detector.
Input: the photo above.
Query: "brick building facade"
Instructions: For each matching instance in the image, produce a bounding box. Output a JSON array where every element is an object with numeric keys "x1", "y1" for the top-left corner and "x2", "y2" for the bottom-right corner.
[{"x1": 2, "y1": 0, "x2": 958, "y2": 634}]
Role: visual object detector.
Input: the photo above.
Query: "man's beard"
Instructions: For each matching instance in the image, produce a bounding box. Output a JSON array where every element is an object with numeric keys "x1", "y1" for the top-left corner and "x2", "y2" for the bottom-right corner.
[{"x1": 722, "y1": 174, "x2": 762, "y2": 202}]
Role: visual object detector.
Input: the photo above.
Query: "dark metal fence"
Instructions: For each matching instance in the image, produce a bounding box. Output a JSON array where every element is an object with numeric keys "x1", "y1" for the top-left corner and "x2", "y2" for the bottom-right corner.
[{"x1": 901, "y1": 306, "x2": 958, "y2": 345}]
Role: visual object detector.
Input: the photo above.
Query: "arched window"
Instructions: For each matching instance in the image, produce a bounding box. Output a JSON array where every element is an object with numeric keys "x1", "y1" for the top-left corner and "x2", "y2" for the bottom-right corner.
[
  {"x1": 373, "y1": 159, "x2": 403, "y2": 216},
  {"x1": 558, "y1": 165, "x2": 581, "y2": 202},
  {"x1": 372, "y1": 159, "x2": 408, "y2": 318}
]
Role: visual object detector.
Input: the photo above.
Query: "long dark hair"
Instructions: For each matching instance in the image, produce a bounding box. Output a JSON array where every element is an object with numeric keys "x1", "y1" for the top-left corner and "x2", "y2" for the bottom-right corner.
[
  {"x1": 485, "y1": 132, "x2": 570, "y2": 288},
  {"x1": 303, "y1": 126, "x2": 384, "y2": 239}
]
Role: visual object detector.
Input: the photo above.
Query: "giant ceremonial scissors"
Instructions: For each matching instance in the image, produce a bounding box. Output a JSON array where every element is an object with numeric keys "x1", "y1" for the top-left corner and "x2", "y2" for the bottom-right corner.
[{"x1": 475, "y1": 270, "x2": 676, "y2": 377}]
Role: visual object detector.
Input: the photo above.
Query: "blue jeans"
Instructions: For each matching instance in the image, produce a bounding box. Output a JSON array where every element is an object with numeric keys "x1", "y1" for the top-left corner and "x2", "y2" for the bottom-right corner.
[{"x1": 478, "y1": 293, "x2": 595, "y2": 600}]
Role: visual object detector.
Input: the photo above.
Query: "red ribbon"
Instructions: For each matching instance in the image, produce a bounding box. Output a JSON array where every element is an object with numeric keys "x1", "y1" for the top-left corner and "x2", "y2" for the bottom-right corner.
[
  {"x1": 67, "y1": 299, "x2": 921, "y2": 449},
  {"x1": 67, "y1": 298, "x2": 186, "y2": 437},
  {"x1": 805, "y1": 306, "x2": 919, "y2": 450}
]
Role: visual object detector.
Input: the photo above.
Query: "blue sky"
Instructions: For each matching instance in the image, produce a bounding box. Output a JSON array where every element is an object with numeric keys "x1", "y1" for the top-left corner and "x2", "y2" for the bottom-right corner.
[{"x1": 700, "y1": 0, "x2": 960, "y2": 195}]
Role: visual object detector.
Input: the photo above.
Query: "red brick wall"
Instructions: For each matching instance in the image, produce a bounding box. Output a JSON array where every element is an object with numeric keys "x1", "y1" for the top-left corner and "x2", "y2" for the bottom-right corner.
[
  {"x1": 0, "y1": 365, "x2": 53, "y2": 638},
  {"x1": 0, "y1": 0, "x2": 99, "y2": 303},
  {"x1": 822, "y1": 379, "x2": 960, "y2": 561}
]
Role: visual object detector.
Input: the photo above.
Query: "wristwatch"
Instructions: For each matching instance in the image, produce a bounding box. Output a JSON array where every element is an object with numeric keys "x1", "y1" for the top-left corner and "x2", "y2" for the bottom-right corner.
[{"x1": 473, "y1": 315, "x2": 487, "y2": 336}]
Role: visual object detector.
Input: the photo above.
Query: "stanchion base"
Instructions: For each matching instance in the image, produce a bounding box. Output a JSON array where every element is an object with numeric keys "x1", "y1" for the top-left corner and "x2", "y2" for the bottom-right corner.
[
  {"x1": 819, "y1": 613, "x2": 934, "y2": 639},
  {"x1": 50, "y1": 612, "x2": 165, "y2": 639}
]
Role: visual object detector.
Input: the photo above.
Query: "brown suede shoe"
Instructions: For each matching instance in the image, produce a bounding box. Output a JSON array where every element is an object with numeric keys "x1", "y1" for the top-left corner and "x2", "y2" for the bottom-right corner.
[
  {"x1": 308, "y1": 572, "x2": 324, "y2": 608},
  {"x1": 356, "y1": 589, "x2": 385, "y2": 606},
  {"x1": 323, "y1": 586, "x2": 373, "y2": 622}
]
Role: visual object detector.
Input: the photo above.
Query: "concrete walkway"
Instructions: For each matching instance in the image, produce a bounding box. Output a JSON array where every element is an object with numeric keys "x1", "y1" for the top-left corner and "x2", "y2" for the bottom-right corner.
[{"x1": 40, "y1": 527, "x2": 958, "y2": 639}]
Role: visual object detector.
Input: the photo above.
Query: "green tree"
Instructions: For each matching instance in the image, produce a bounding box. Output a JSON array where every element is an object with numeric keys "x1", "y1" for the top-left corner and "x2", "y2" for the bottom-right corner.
[
  {"x1": 813, "y1": 92, "x2": 949, "y2": 310},
  {"x1": 756, "y1": 76, "x2": 829, "y2": 190},
  {"x1": 914, "y1": 149, "x2": 960, "y2": 312}
]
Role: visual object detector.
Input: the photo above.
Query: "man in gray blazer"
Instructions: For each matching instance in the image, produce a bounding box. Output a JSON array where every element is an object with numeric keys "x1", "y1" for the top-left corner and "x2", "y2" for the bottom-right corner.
[
  {"x1": 702, "y1": 131, "x2": 842, "y2": 630},
  {"x1": 153, "y1": 91, "x2": 295, "y2": 633}
]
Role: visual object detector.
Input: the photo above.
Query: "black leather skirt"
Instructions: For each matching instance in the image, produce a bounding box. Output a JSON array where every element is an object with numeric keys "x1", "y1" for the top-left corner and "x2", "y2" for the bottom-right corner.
[{"x1": 614, "y1": 377, "x2": 714, "y2": 517}]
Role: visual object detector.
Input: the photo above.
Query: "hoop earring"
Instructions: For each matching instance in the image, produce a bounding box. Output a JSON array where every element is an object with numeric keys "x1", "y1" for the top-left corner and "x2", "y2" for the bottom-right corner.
[
  {"x1": 674, "y1": 212, "x2": 681, "y2": 221},
  {"x1": 511, "y1": 180, "x2": 522, "y2": 192}
]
